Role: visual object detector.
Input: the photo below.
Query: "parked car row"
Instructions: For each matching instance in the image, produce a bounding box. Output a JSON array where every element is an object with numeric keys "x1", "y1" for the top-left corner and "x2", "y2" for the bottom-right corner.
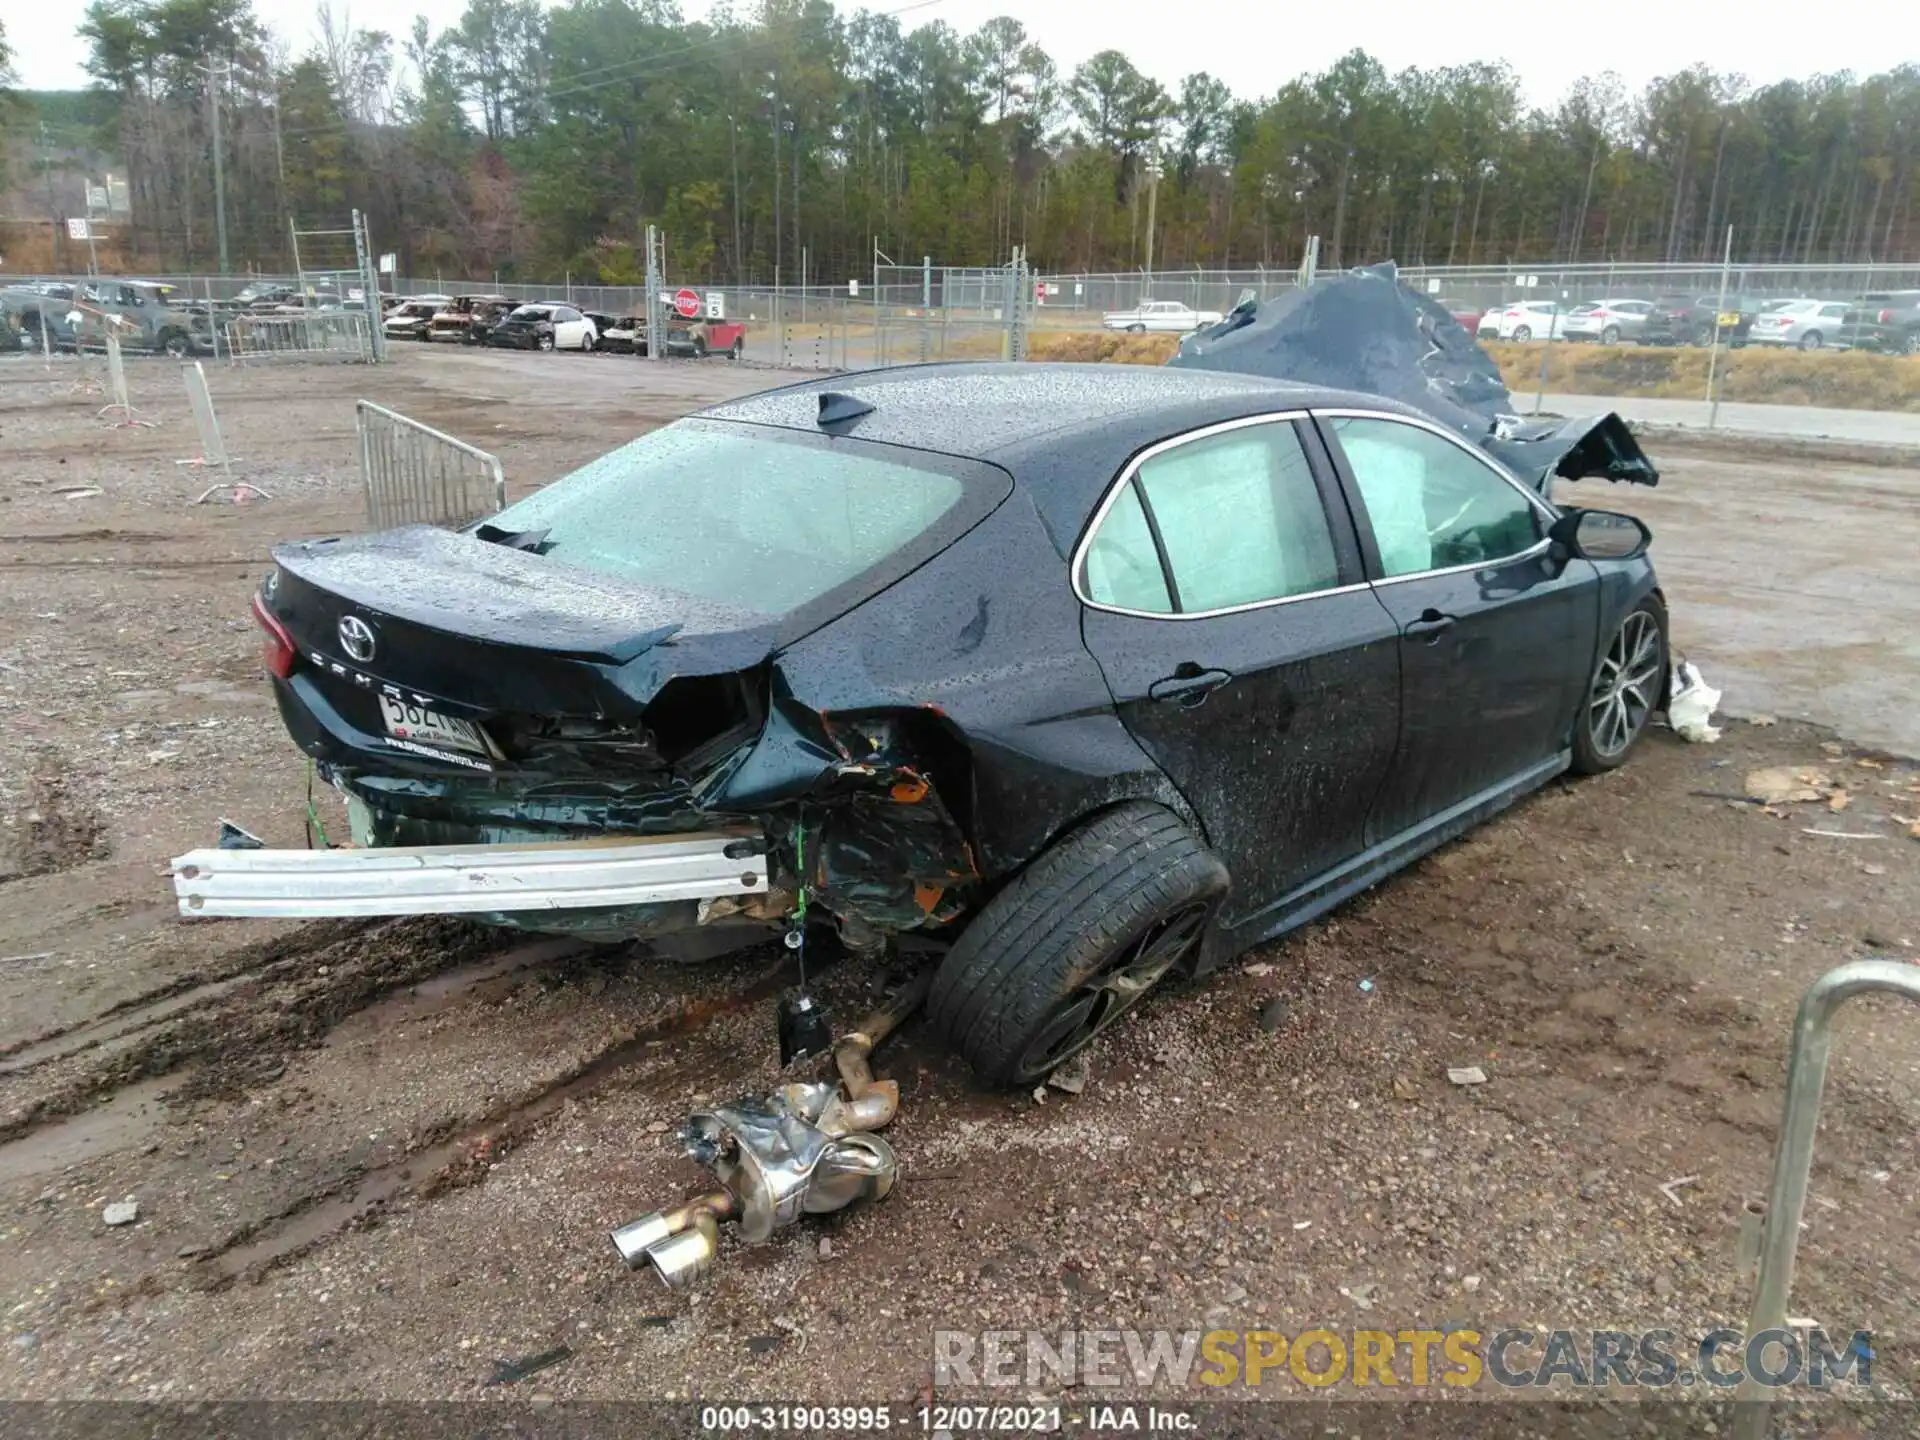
[
  {"x1": 1473, "y1": 290, "x2": 1920, "y2": 354},
  {"x1": 376, "y1": 293, "x2": 748, "y2": 358}
]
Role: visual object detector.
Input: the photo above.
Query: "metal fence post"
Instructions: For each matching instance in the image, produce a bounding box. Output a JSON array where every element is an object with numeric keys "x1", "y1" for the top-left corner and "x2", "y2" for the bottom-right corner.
[
  {"x1": 1733, "y1": 959, "x2": 1920, "y2": 1438},
  {"x1": 1706, "y1": 226, "x2": 1734, "y2": 430}
]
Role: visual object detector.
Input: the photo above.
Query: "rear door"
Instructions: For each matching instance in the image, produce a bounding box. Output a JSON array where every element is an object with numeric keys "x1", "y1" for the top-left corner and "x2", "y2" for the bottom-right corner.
[
  {"x1": 1314, "y1": 412, "x2": 1600, "y2": 845},
  {"x1": 1077, "y1": 414, "x2": 1403, "y2": 926},
  {"x1": 552, "y1": 306, "x2": 588, "y2": 348}
]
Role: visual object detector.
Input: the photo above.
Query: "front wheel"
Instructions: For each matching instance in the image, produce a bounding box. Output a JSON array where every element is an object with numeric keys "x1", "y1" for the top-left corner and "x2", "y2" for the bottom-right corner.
[
  {"x1": 536, "y1": 333, "x2": 555, "y2": 352},
  {"x1": 730, "y1": 337, "x2": 744, "y2": 360},
  {"x1": 1511, "y1": 325, "x2": 1532, "y2": 342},
  {"x1": 1572, "y1": 598, "x2": 1668, "y2": 775},
  {"x1": 160, "y1": 330, "x2": 191, "y2": 359},
  {"x1": 928, "y1": 802, "x2": 1228, "y2": 1087},
  {"x1": 1126, "y1": 323, "x2": 1146, "y2": 334},
  {"x1": 582, "y1": 332, "x2": 596, "y2": 352}
]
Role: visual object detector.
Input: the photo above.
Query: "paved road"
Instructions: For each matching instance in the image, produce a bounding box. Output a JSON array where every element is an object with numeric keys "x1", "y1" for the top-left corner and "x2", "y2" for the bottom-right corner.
[{"x1": 1539, "y1": 393, "x2": 1920, "y2": 446}]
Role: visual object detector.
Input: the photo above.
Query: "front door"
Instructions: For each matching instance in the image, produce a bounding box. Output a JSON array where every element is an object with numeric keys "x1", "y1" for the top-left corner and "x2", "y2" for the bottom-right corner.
[
  {"x1": 1314, "y1": 413, "x2": 1601, "y2": 844},
  {"x1": 1077, "y1": 415, "x2": 1403, "y2": 927}
]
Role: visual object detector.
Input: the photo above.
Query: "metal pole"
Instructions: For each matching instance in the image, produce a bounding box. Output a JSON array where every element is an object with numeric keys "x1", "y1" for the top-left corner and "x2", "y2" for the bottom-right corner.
[
  {"x1": 922, "y1": 255, "x2": 931, "y2": 310},
  {"x1": 1143, "y1": 161, "x2": 1159, "y2": 302},
  {"x1": 1733, "y1": 959, "x2": 1920, "y2": 1438},
  {"x1": 1706, "y1": 225, "x2": 1734, "y2": 430},
  {"x1": 201, "y1": 59, "x2": 231, "y2": 274},
  {"x1": 1532, "y1": 277, "x2": 1564, "y2": 416}
]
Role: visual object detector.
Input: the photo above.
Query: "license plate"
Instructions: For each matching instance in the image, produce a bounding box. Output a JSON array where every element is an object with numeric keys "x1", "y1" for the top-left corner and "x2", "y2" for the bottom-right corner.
[
  {"x1": 1717, "y1": 312, "x2": 1741, "y2": 327},
  {"x1": 378, "y1": 695, "x2": 488, "y2": 756}
]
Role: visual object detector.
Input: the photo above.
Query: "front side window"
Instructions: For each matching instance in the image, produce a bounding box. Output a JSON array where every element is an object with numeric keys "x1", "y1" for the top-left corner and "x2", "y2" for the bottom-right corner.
[
  {"x1": 1329, "y1": 417, "x2": 1543, "y2": 578},
  {"x1": 485, "y1": 419, "x2": 999, "y2": 621},
  {"x1": 1080, "y1": 420, "x2": 1340, "y2": 615}
]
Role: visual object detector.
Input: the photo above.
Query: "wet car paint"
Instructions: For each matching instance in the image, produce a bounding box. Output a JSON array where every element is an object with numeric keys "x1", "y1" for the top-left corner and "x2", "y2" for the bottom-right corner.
[{"x1": 259, "y1": 362, "x2": 1664, "y2": 970}]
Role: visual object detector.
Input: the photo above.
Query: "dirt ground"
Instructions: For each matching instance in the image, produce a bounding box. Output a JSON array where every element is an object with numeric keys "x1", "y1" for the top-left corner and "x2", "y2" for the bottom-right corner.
[{"x1": 2, "y1": 347, "x2": 1919, "y2": 1417}]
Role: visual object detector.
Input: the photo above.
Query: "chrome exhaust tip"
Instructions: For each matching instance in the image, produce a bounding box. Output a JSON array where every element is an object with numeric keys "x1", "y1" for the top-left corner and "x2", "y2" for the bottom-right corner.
[
  {"x1": 610, "y1": 1211, "x2": 674, "y2": 1270},
  {"x1": 642, "y1": 1218, "x2": 720, "y2": 1290}
]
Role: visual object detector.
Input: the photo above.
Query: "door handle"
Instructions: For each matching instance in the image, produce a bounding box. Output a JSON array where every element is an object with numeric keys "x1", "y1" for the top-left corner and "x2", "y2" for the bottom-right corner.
[
  {"x1": 1149, "y1": 667, "x2": 1233, "y2": 707},
  {"x1": 1404, "y1": 608, "x2": 1456, "y2": 645}
]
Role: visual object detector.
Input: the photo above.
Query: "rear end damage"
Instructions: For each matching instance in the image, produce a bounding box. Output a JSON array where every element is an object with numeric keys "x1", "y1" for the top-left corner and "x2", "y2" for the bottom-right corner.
[{"x1": 179, "y1": 543, "x2": 981, "y2": 957}]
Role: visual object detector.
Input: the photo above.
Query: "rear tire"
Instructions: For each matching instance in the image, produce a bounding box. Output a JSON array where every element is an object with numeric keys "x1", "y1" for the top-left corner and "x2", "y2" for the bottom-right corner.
[
  {"x1": 928, "y1": 802, "x2": 1229, "y2": 1087},
  {"x1": 1601, "y1": 325, "x2": 1621, "y2": 345},
  {"x1": 1800, "y1": 331, "x2": 1824, "y2": 351},
  {"x1": 1126, "y1": 323, "x2": 1146, "y2": 334},
  {"x1": 730, "y1": 337, "x2": 744, "y2": 360},
  {"x1": 1572, "y1": 597, "x2": 1668, "y2": 775}
]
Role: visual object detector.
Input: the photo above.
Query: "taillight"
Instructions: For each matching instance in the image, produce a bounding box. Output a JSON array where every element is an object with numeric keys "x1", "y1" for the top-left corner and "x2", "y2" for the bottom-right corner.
[
  {"x1": 251, "y1": 592, "x2": 297, "y2": 679},
  {"x1": 1880, "y1": 309, "x2": 1895, "y2": 323}
]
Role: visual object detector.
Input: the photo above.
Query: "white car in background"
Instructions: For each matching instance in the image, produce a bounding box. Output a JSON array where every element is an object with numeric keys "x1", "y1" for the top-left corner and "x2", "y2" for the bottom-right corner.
[
  {"x1": 1475, "y1": 300, "x2": 1574, "y2": 342},
  {"x1": 1747, "y1": 299, "x2": 1851, "y2": 350},
  {"x1": 1559, "y1": 298, "x2": 1654, "y2": 344},
  {"x1": 1102, "y1": 300, "x2": 1223, "y2": 333}
]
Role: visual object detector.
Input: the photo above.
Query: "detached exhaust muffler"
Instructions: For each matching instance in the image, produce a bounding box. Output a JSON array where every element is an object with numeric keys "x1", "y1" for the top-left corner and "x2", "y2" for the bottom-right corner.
[{"x1": 612, "y1": 971, "x2": 929, "y2": 1290}]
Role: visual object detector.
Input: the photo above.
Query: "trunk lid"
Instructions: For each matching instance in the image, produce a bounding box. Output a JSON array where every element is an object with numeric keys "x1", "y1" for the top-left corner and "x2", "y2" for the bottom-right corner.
[{"x1": 269, "y1": 525, "x2": 778, "y2": 726}]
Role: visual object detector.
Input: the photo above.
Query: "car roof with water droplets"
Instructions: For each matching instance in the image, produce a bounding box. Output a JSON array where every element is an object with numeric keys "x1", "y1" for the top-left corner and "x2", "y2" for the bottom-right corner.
[{"x1": 696, "y1": 362, "x2": 1425, "y2": 541}]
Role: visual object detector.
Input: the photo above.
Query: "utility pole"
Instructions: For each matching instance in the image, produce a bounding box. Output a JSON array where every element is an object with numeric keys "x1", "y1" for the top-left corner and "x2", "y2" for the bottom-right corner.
[
  {"x1": 197, "y1": 58, "x2": 233, "y2": 274},
  {"x1": 729, "y1": 113, "x2": 743, "y2": 286},
  {"x1": 1142, "y1": 153, "x2": 1162, "y2": 301},
  {"x1": 40, "y1": 124, "x2": 62, "y2": 271}
]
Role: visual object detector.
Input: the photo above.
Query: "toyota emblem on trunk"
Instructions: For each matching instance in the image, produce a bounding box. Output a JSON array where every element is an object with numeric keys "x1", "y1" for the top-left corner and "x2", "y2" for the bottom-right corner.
[{"x1": 337, "y1": 615, "x2": 377, "y2": 663}]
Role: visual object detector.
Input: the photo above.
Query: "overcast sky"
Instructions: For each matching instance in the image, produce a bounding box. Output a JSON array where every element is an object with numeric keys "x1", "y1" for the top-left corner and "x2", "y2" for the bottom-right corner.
[{"x1": 9, "y1": 0, "x2": 1901, "y2": 107}]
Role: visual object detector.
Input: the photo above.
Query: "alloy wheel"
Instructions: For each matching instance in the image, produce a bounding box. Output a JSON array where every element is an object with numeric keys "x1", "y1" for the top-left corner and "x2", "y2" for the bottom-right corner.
[
  {"x1": 1015, "y1": 902, "x2": 1209, "y2": 1077},
  {"x1": 1588, "y1": 610, "x2": 1662, "y2": 760}
]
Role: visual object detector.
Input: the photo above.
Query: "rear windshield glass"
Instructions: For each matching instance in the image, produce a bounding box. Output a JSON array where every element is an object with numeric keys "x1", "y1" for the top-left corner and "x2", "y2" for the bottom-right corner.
[{"x1": 485, "y1": 419, "x2": 1007, "y2": 620}]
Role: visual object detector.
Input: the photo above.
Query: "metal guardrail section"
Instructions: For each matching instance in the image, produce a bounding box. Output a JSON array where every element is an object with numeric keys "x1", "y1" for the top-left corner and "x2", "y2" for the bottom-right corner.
[
  {"x1": 170, "y1": 832, "x2": 769, "y2": 919},
  {"x1": 1733, "y1": 958, "x2": 1920, "y2": 1436},
  {"x1": 226, "y1": 311, "x2": 372, "y2": 362},
  {"x1": 356, "y1": 399, "x2": 505, "y2": 530}
]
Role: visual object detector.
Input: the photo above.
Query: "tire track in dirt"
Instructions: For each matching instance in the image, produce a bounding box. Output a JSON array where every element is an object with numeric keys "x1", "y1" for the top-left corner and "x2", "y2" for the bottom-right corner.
[
  {"x1": 0, "y1": 916, "x2": 535, "y2": 1145},
  {"x1": 0, "y1": 918, "x2": 376, "y2": 1066},
  {"x1": 194, "y1": 952, "x2": 796, "y2": 1286}
]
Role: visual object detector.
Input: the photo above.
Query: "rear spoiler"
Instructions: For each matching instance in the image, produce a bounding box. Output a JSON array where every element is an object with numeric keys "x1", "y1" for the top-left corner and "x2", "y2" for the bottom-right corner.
[{"x1": 1485, "y1": 411, "x2": 1659, "y2": 495}]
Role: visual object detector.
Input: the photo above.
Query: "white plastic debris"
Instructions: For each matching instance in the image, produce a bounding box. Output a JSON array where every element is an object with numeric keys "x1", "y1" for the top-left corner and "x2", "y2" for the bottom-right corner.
[
  {"x1": 102, "y1": 1200, "x2": 139, "y2": 1227},
  {"x1": 1446, "y1": 1066, "x2": 1489, "y2": 1086},
  {"x1": 1667, "y1": 658, "x2": 1722, "y2": 743}
]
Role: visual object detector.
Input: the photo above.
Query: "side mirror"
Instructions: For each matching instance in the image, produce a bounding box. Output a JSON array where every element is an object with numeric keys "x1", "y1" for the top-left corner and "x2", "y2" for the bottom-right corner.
[{"x1": 1551, "y1": 507, "x2": 1651, "y2": 562}]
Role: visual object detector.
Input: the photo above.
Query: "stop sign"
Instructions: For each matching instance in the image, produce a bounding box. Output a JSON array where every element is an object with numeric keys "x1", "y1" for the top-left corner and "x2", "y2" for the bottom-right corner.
[{"x1": 673, "y1": 288, "x2": 702, "y2": 319}]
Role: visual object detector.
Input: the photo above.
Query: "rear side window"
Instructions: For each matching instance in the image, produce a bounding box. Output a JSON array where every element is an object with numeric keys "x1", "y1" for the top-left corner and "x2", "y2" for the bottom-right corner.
[
  {"x1": 1330, "y1": 417, "x2": 1543, "y2": 577},
  {"x1": 1080, "y1": 421, "x2": 1340, "y2": 615},
  {"x1": 1082, "y1": 483, "x2": 1172, "y2": 613}
]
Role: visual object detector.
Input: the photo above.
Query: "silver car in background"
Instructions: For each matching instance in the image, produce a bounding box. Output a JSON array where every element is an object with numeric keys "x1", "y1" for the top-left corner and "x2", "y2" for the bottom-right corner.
[
  {"x1": 1747, "y1": 299, "x2": 1851, "y2": 350},
  {"x1": 1559, "y1": 298, "x2": 1654, "y2": 345}
]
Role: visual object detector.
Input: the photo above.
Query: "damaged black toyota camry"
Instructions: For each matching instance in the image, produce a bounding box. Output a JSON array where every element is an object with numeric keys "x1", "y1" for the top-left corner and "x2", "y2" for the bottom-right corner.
[{"x1": 230, "y1": 315, "x2": 1665, "y2": 1090}]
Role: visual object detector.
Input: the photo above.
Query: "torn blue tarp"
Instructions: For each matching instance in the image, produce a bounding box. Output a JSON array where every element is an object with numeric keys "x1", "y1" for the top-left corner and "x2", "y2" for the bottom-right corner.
[{"x1": 1168, "y1": 262, "x2": 1658, "y2": 493}]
